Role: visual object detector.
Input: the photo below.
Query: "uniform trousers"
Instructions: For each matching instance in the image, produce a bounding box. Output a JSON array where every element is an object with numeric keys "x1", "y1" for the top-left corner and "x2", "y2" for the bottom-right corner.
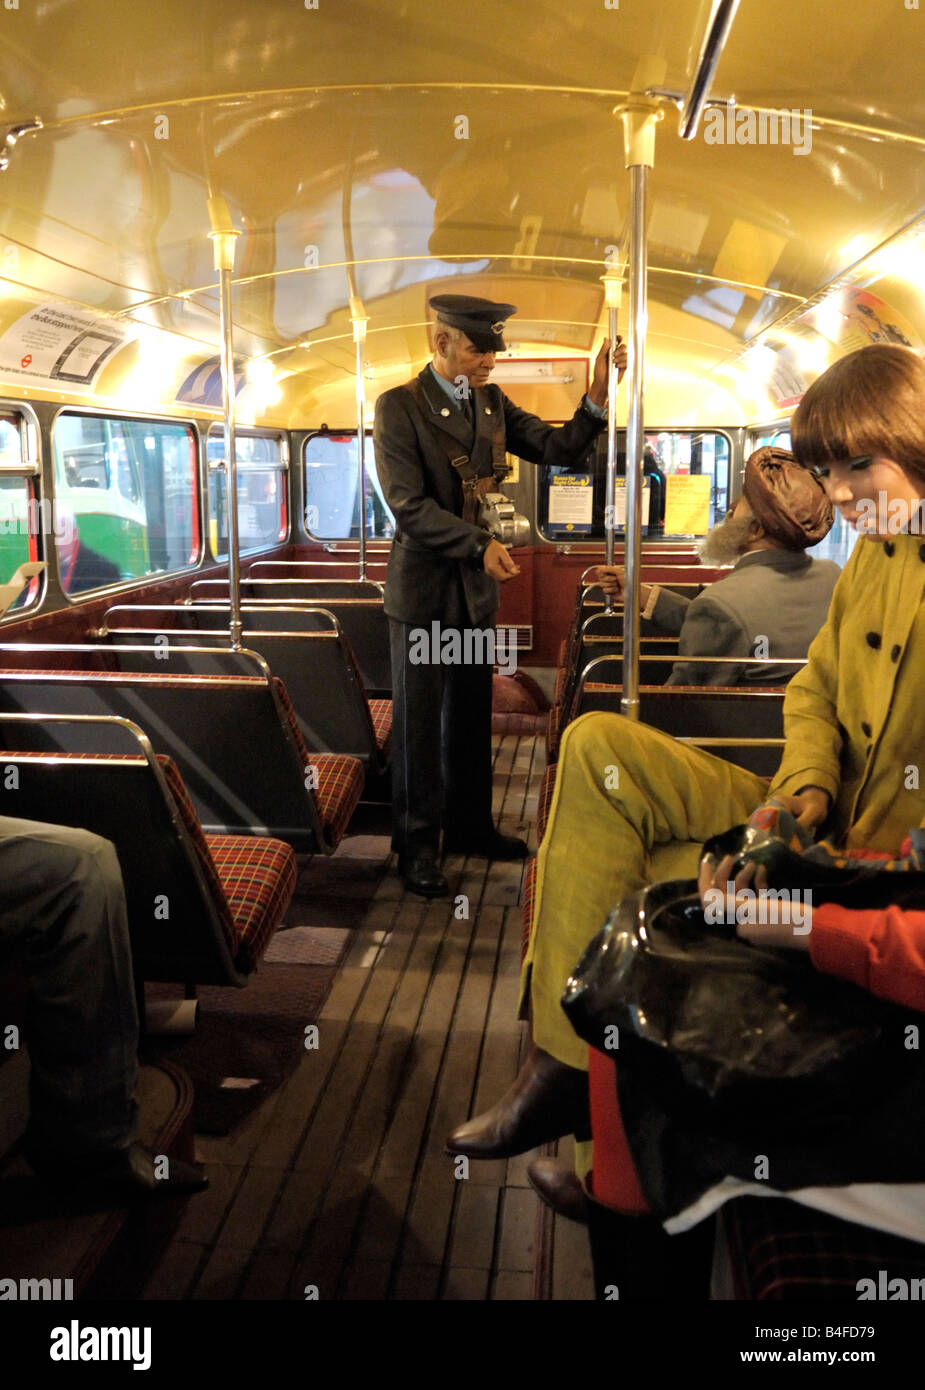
[
  {"x1": 0, "y1": 817, "x2": 138, "y2": 1163},
  {"x1": 522, "y1": 712, "x2": 768, "y2": 1071},
  {"x1": 388, "y1": 578, "x2": 496, "y2": 857}
]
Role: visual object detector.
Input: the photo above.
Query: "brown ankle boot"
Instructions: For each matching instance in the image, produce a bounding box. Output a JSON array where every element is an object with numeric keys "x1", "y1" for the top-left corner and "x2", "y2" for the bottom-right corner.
[
  {"x1": 445, "y1": 1043, "x2": 589, "y2": 1159},
  {"x1": 526, "y1": 1157, "x2": 591, "y2": 1224}
]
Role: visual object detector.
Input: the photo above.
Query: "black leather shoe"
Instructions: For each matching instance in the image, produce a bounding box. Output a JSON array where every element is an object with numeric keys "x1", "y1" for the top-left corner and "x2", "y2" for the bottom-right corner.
[
  {"x1": 398, "y1": 853, "x2": 449, "y2": 898},
  {"x1": 446, "y1": 1042, "x2": 589, "y2": 1158},
  {"x1": 27, "y1": 1141, "x2": 209, "y2": 1200},
  {"x1": 444, "y1": 831, "x2": 528, "y2": 861},
  {"x1": 527, "y1": 1157, "x2": 590, "y2": 1224}
]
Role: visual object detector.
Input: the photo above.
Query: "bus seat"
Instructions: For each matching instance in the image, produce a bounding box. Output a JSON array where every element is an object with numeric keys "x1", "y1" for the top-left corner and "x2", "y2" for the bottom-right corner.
[
  {"x1": 190, "y1": 577, "x2": 385, "y2": 601},
  {"x1": 721, "y1": 1197, "x2": 925, "y2": 1300},
  {"x1": 0, "y1": 714, "x2": 296, "y2": 987},
  {"x1": 0, "y1": 658, "x2": 363, "y2": 851},
  {"x1": 587, "y1": 1049, "x2": 925, "y2": 1300},
  {"x1": 105, "y1": 600, "x2": 393, "y2": 708}
]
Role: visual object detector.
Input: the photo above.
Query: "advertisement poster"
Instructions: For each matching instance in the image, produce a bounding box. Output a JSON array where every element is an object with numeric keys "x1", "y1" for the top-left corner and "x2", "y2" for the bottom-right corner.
[
  {"x1": 608, "y1": 478, "x2": 651, "y2": 532},
  {"x1": 664, "y1": 473, "x2": 711, "y2": 535},
  {"x1": 0, "y1": 301, "x2": 133, "y2": 390},
  {"x1": 548, "y1": 474, "x2": 593, "y2": 533}
]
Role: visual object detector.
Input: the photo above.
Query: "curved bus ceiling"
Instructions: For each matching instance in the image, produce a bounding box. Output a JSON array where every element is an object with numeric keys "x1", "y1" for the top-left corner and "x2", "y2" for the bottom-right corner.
[{"x1": 0, "y1": 0, "x2": 924, "y2": 428}]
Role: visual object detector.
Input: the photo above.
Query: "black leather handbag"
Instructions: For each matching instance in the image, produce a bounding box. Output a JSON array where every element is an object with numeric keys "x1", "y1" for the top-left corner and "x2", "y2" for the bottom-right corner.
[{"x1": 561, "y1": 866, "x2": 925, "y2": 1217}]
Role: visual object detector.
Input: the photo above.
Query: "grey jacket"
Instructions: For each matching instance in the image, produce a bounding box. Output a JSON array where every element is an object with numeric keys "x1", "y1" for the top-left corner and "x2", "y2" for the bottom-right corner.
[
  {"x1": 653, "y1": 548, "x2": 841, "y2": 685},
  {"x1": 374, "y1": 365, "x2": 603, "y2": 625}
]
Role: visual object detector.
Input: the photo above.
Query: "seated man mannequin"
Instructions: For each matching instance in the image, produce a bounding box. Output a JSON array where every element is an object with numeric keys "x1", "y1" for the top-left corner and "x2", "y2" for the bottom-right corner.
[
  {"x1": 1, "y1": 815, "x2": 208, "y2": 1199},
  {"x1": 597, "y1": 447, "x2": 839, "y2": 685}
]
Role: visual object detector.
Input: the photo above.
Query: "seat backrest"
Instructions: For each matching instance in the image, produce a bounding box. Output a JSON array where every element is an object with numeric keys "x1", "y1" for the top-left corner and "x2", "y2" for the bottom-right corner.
[
  {"x1": 187, "y1": 599, "x2": 391, "y2": 693},
  {"x1": 249, "y1": 559, "x2": 389, "y2": 580},
  {"x1": 234, "y1": 631, "x2": 381, "y2": 762},
  {"x1": 578, "y1": 653, "x2": 804, "y2": 693},
  {"x1": 0, "y1": 659, "x2": 328, "y2": 850},
  {"x1": 0, "y1": 714, "x2": 246, "y2": 984},
  {"x1": 572, "y1": 681, "x2": 786, "y2": 775},
  {"x1": 557, "y1": 635, "x2": 680, "y2": 713},
  {"x1": 191, "y1": 576, "x2": 385, "y2": 601},
  {"x1": 102, "y1": 623, "x2": 382, "y2": 762},
  {"x1": 105, "y1": 602, "x2": 338, "y2": 636}
]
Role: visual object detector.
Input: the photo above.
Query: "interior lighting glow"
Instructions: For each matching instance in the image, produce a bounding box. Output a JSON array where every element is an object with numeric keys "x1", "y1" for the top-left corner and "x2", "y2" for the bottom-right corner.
[
  {"x1": 839, "y1": 236, "x2": 868, "y2": 263},
  {"x1": 243, "y1": 358, "x2": 282, "y2": 408},
  {"x1": 867, "y1": 237, "x2": 925, "y2": 288}
]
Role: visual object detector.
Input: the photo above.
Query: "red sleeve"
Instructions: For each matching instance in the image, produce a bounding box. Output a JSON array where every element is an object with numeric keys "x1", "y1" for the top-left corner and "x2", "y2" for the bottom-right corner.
[{"x1": 810, "y1": 901, "x2": 925, "y2": 1012}]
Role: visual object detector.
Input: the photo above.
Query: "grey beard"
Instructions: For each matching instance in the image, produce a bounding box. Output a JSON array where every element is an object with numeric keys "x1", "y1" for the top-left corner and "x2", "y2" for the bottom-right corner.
[{"x1": 697, "y1": 513, "x2": 754, "y2": 566}]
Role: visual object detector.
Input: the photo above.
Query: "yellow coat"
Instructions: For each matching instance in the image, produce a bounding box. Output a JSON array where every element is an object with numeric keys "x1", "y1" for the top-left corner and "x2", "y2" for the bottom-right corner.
[{"x1": 770, "y1": 529, "x2": 925, "y2": 851}]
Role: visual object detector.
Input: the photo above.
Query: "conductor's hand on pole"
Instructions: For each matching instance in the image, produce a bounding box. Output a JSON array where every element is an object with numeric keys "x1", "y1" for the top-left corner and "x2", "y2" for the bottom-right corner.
[{"x1": 588, "y1": 336, "x2": 628, "y2": 408}]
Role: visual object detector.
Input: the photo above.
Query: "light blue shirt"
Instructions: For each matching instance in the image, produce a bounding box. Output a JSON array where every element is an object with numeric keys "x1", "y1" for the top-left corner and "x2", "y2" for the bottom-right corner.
[{"x1": 428, "y1": 363, "x2": 605, "y2": 417}]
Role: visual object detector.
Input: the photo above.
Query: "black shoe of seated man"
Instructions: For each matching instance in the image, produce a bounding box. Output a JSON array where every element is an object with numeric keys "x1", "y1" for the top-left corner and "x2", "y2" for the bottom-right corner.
[
  {"x1": 27, "y1": 1140, "x2": 209, "y2": 1200},
  {"x1": 445, "y1": 1042, "x2": 589, "y2": 1158},
  {"x1": 443, "y1": 830, "x2": 528, "y2": 861},
  {"x1": 398, "y1": 852, "x2": 449, "y2": 898},
  {"x1": 527, "y1": 1157, "x2": 591, "y2": 1225}
]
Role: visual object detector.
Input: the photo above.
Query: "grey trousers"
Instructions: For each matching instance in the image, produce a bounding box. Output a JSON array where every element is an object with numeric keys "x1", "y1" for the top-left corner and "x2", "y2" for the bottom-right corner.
[
  {"x1": 388, "y1": 579, "x2": 496, "y2": 857},
  {"x1": 0, "y1": 817, "x2": 138, "y2": 1162}
]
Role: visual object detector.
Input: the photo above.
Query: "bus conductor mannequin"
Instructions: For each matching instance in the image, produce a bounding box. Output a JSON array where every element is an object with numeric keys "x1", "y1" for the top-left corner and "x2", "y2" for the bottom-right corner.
[{"x1": 374, "y1": 294, "x2": 627, "y2": 897}]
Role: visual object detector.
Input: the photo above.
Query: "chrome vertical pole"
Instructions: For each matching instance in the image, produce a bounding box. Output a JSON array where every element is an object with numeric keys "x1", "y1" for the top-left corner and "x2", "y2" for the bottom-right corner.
[
  {"x1": 601, "y1": 273, "x2": 623, "y2": 613},
  {"x1": 351, "y1": 299, "x2": 369, "y2": 581},
  {"x1": 617, "y1": 98, "x2": 661, "y2": 721},
  {"x1": 209, "y1": 197, "x2": 242, "y2": 650}
]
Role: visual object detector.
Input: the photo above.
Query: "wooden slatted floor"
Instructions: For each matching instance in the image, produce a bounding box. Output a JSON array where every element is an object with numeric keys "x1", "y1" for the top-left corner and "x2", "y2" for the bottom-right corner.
[{"x1": 141, "y1": 733, "x2": 594, "y2": 1301}]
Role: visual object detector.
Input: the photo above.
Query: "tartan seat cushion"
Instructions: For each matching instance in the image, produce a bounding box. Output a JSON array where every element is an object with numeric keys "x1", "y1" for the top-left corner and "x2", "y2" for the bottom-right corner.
[
  {"x1": 536, "y1": 764, "x2": 557, "y2": 843},
  {"x1": 521, "y1": 855, "x2": 537, "y2": 962},
  {"x1": 157, "y1": 755, "x2": 238, "y2": 951},
  {"x1": 158, "y1": 756, "x2": 295, "y2": 971},
  {"x1": 723, "y1": 1197, "x2": 925, "y2": 1301},
  {"x1": 314, "y1": 753, "x2": 364, "y2": 845},
  {"x1": 203, "y1": 834, "x2": 297, "y2": 975},
  {"x1": 272, "y1": 676, "x2": 363, "y2": 845},
  {"x1": 367, "y1": 698, "x2": 393, "y2": 758}
]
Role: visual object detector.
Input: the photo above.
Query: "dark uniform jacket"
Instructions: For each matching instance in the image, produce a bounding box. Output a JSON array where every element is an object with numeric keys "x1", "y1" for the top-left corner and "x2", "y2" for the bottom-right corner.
[
  {"x1": 652, "y1": 548, "x2": 841, "y2": 686},
  {"x1": 374, "y1": 365, "x2": 603, "y2": 625}
]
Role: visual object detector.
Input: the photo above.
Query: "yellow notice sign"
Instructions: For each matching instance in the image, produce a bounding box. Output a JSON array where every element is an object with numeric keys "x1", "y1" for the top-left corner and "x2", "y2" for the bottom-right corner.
[{"x1": 664, "y1": 474, "x2": 712, "y2": 536}]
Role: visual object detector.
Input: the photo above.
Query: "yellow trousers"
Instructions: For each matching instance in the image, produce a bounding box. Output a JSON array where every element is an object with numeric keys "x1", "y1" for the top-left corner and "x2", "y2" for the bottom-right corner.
[{"x1": 522, "y1": 711, "x2": 768, "y2": 1071}]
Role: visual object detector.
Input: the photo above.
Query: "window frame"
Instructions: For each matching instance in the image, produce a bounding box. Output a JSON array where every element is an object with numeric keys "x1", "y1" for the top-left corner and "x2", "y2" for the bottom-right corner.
[
  {"x1": 0, "y1": 400, "x2": 45, "y2": 620},
  {"x1": 302, "y1": 427, "x2": 394, "y2": 543},
  {"x1": 49, "y1": 403, "x2": 203, "y2": 604},
  {"x1": 206, "y1": 424, "x2": 290, "y2": 560},
  {"x1": 747, "y1": 420, "x2": 793, "y2": 452}
]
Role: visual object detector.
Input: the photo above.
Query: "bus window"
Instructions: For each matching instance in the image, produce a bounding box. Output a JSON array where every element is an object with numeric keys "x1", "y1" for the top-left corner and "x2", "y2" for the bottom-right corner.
[
  {"x1": 538, "y1": 429, "x2": 731, "y2": 541},
  {"x1": 207, "y1": 429, "x2": 288, "y2": 559},
  {"x1": 303, "y1": 431, "x2": 394, "y2": 540},
  {"x1": 52, "y1": 413, "x2": 199, "y2": 596},
  {"x1": 749, "y1": 425, "x2": 792, "y2": 451},
  {"x1": 0, "y1": 412, "x2": 42, "y2": 614}
]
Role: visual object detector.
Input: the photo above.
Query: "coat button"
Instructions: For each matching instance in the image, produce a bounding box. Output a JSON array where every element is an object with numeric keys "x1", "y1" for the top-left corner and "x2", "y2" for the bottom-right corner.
[
  {"x1": 485, "y1": 407, "x2": 492, "y2": 415},
  {"x1": 861, "y1": 721, "x2": 872, "y2": 737},
  {"x1": 866, "y1": 632, "x2": 881, "y2": 649},
  {"x1": 441, "y1": 407, "x2": 451, "y2": 417},
  {"x1": 884, "y1": 540, "x2": 895, "y2": 557},
  {"x1": 892, "y1": 644, "x2": 902, "y2": 662}
]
